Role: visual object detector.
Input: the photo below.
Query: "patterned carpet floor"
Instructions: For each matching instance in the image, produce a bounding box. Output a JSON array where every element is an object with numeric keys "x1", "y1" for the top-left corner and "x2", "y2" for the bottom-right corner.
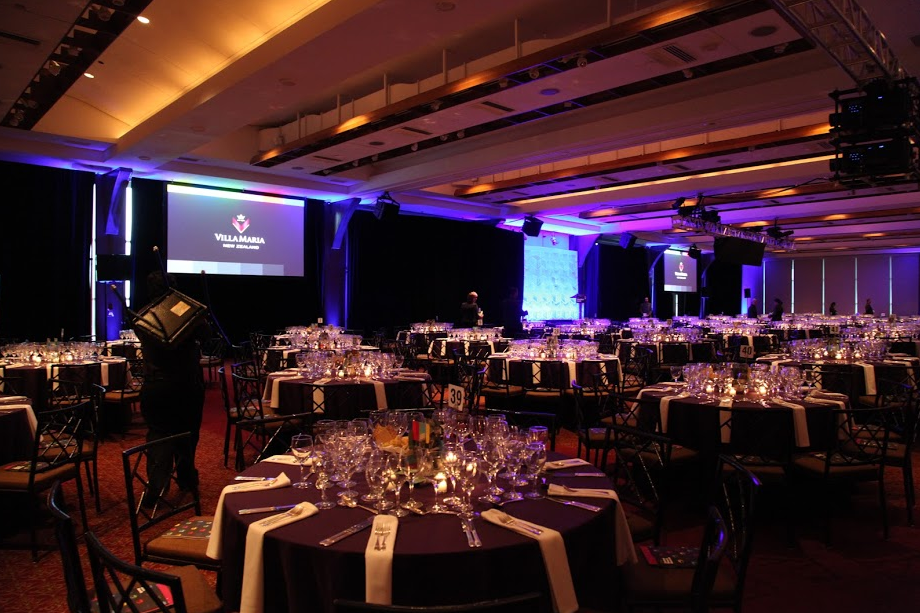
[{"x1": 2, "y1": 376, "x2": 920, "y2": 612}]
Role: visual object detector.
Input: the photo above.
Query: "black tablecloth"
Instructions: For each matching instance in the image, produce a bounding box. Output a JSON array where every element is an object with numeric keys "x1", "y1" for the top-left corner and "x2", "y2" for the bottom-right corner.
[{"x1": 216, "y1": 453, "x2": 620, "y2": 613}]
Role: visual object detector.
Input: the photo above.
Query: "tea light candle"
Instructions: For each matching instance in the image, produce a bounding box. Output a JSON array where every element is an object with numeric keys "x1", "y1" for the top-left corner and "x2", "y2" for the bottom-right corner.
[
  {"x1": 758, "y1": 384, "x2": 767, "y2": 395},
  {"x1": 435, "y1": 472, "x2": 447, "y2": 493},
  {"x1": 705, "y1": 383, "x2": 714, "y2": 394},
  {"x1": 834, "y1": 352, "x2": 842, "y2": 360}
]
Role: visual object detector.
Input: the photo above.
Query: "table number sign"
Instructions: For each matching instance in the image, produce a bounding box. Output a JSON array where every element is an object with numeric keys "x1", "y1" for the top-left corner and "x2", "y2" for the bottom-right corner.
[
  {"x1": 739, "y1": 345, "x2": 755, "y2": 359},
  {"x1": 446, "y1": 384, "x2": 465, "y2": 410}
]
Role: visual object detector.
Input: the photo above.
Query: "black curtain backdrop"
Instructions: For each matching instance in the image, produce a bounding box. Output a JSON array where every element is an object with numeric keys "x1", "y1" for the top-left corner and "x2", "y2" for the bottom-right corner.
[
  {"x1": 347, "y1": 212, "x2": 524, "y2": 335},
  {"x1": 130, "y1": 179, "x2": 324, "y2": 344},
  {"x1": 0, "y1": 161, "x2": 94, "y2": 342},
  {"x1": 702, "y1": 256, "x2": 742, "y2": 316},
  {"x1": 589, "y1": 244, "x2": 650, "y2": 322}
]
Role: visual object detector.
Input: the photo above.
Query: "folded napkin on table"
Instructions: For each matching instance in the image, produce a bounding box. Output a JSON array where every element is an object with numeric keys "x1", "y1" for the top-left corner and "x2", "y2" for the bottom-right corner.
[
  {"x1": 366, "y1": 514, "x2": 399, "y2": 605},
  {"x1": 259, "y1": 455, "x2": 307, "y2": 466},
  {"x1": 658, "y1": 381, "x2": 684, "y2": 387},
  {"x1": 0, "y1": 403, "x2": 38, "y2": 436},
  {"x1": 0, "y1": 395, "x2": 29, "y2": 405},
  {"x1": 659, "y1": 392, "x2": 690, "y2": 433},
  {"x1": 770, "y1": 398, "x2": 811, "y2": 447},
  {"x1": 481, "y1": 509, "x2": 578, "y2": 613},
  {"x1": 239, "y1": 502, "x2": 318, "y2": 613},
  {"x1": 853, "y1": 362, "x2": 877, "y2": 396},
  {"x1": 546, "y1": 485, "x2": 637, "y2": 565},
  {"x1": 266, "y1": 374, "x2": 302, "y2": 408},
  {"x1": 544, "y1": 458, "x2": 591, "y2": 470},
  {"x1": 206, "y1": 473, "x2": 291, "y2": 560},
  {"x1": 357, "y1": 378, "x2": 388, "y2": 409}
]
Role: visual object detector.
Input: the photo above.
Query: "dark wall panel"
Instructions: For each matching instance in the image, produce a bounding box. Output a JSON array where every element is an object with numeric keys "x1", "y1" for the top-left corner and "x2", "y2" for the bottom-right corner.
[{"x1": 347, "y1": 212, "x2": 523, "y2": 334}]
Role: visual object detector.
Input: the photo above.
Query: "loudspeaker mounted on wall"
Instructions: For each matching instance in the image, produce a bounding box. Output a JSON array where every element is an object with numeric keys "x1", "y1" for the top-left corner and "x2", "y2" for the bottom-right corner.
[
  {"x1": 521, "y1": 215, "x2": 543, "y2": 237},
  {"x1": 744, "y1": 288, "x2": 752, "y2": 298},
  {"x1": 620, "y1": 233, "x2": 637, "y2": 249}
]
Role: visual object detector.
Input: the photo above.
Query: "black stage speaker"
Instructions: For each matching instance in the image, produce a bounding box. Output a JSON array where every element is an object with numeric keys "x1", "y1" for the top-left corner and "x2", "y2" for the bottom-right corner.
[
  {"x1": 522, "y1": 216, "x2": 543, "y2": 237},
  {"x1": 744, "y1": 288, "x2": 752, "y2": 298},
  {"x1": 620, "y1": 233, "x2": 637, "y2": 249},
  {"x1": 714, "y1": 237, "x2": 765, "y2": 266},
  {"x1": 130, "y1": 289, "x2": 209, "y2": 348}
]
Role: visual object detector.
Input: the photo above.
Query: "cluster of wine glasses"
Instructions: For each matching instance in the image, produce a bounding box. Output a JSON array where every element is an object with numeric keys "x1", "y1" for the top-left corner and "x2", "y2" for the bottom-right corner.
[
  {"x1": 286, "y1": 411, "x2": 549, "y2": 518},
  {"x1": 292, "y1": 351, "x2": 403, "y2": 380}
]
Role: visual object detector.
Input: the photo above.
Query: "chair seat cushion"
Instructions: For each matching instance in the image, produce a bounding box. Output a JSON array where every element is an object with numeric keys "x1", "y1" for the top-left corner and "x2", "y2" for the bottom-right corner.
[
  {"x1": 169, "y1": 565, "x2": 223, "y2": 613},
  {"x1": 624, "y1": 553, "x2": 736, "y2": 603},
  {"x1": 581, "y1": 428, "x2": 610, "y2": 443},
  {"x1": 481, "y1": 385, "x2": 525, "y2": 397},
  {"x1": 792, "y1": 454, "x2": 880, "y2": 478},
  {"x1": 0, "y1": 462, "x2": 77, "y2": 489},
  {"x1": 146, "y1": 515, "x2": 215, "y2": 565}
]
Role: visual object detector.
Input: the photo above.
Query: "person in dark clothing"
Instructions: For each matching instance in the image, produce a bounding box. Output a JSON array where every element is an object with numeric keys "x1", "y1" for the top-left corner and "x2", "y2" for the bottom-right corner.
[
  {"x1": 829, "y1": 301, "x2": 838, "y2": 316},
  {"x1": 133, "y1": 271, "x2": 210, "y2": 506},
  {"x1": 500, "y1": 286, "x2": 528, "y2": 337},
  {"x1": 770, "y1": 298, "x2": 784, "y2": 322},
  {"x1": 747, "y1": 298, "x2": 758, "y2": 318},
  {"x1": 458, "y1": 291, "x2": 481, "y2": 327},
  {"x1": 864, "y1": 298, "x2": 874, "y2": 315}
]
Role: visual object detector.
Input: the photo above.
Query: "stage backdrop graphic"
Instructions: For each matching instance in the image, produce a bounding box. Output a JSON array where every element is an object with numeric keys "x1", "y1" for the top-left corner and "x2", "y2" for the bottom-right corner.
[{"x1": 524, "y1": 244, "x2": 579, "y2": 320}]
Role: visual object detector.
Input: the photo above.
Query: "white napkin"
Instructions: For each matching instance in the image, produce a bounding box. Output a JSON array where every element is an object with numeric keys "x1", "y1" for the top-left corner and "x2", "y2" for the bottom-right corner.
[
  {"x1": 854, "y1": 363, "x2": 877, "y2": 396},
  {"x1": 718, "y1": 398, "x2": 734, "y2": 444},
  {"x1": 566, "y1": 361, "x2": 577, "y2": 387},
  {"x1": 365, "y1": 514, "x2": 399, "y2": 605},
  {"x1": 267, "y1": 374, "x2": 302, "y2": 409},
  {"x1": 659, "y1": 393, "x2": 690, "y2": 433},
  {"x1": 546, "y1": 485, "x2": 637, "y2": 566},
  {"x1": 481, "y1": 509, "x2": 578, "y2": 613},
  {"x1": 544, "y1": 458, "x2": 591, "y2": 470},
  {"x1": 768, "y1": 359, "x2": 793, "y2": 373},
  {"x1": 770, "y1": 398, "x2": 811, "y2": 447},
  {"x1": 100, "y1": 362, "x2": 110, "y2": 387},
  {"x1": 359, "y1": 378, "x2": 389, "y2": 409},
  {"x1": 259, "y1": 455, "x2": 304, "y2": 466},
  {"x1": 239, "y1": 502, "x2": 318, "y2": 613},
  {"x1": 206, "y1": 473, "x2": 291, "y2": 560}
]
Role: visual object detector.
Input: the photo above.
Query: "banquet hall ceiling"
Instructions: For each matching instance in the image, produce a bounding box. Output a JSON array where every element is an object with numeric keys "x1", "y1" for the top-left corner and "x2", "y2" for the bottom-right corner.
[{"x1": 0, "y1": 0, "x2": 918, "y2": 257}]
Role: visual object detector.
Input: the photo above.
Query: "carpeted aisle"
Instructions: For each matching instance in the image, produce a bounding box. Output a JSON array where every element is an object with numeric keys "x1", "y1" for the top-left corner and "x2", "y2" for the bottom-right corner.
[{"x1": 2, "y1": 376, "x2": 920, "y2": 613}]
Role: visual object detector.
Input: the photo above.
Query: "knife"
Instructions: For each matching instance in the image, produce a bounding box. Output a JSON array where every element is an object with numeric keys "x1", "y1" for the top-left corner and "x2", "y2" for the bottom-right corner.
[
  {"x1": 238, "y1": 504, "x2": 297, "y2": 515},
  {"x1": 545, "y1": 496, "x2": 602, "y2": 512},
  {"x1": 566, "y1": 473, "x2": 607, "y2": 477},
  {"x1": 234, "y1": 476, "x2": 275, "y2": 481},
  {"x1": 461, "y1": 520, "x2": 475, "y2": 548},
  {"x1": 466, "y1": 518, "x2": 482, "y2": 548},
  {"x1": 319, "y1": 517, "x2": 375, "y2": 547}
]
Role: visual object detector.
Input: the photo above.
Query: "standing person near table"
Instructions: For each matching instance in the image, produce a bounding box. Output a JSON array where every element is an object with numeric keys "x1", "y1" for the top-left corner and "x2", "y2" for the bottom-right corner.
[
  {"x1": 458, "y1": 291, "x2": 482, "y2": 328},
  {"x1": 639, "y1": 296, "x2": 652, "y2": 318},
  {"x1": 864, "y1": 298, "x2": 874, "y2": 315},
  {"x1": 134, "y1": 271, "x2": 210, "y2": 506},
  {"x1": 747, "y1": 298, "x2": 758, "y2": 318},
  {"x1": 829, "y1": 301, "x2": 838, "y2": 316},
  {"x1": 770, "y1": 297, "x2": 784, "y2": 322},
  {"x1": 500, "y1": 286, "x2": 528, "y2": 338}
]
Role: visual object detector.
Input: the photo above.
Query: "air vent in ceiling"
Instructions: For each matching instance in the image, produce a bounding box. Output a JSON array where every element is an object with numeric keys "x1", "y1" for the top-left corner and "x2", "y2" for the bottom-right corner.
[
  {"x1": 396, "y1": 126, "x2": 433, "y2": 136},
  {"x1": 176, "y1": 156, "x2": 199, "y2": 162},
  {"x1": 479, "y1": 100, "x2": 514, "y2": 114},
  {"x1": 0, "y1": 29, "x2": 41, "y2": 46},
  {"x1": 662, "y1": 44, "x2": 696, "y2": 63},
  {"x1": 313, "y1": 155, "x2": 343, "y2": 162}
]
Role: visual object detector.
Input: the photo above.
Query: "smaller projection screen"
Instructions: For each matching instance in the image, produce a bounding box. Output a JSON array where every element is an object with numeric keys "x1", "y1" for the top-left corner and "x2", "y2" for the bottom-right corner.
[
  {"x1": 663, "y1": 249, "x2": 698, "y2": 293},
  {"x1": 166, "y1": 184, "x2": 304, "y2": 277},
  {"x1": 713, "y1": 236, "x2": 765, "y2": 267}
]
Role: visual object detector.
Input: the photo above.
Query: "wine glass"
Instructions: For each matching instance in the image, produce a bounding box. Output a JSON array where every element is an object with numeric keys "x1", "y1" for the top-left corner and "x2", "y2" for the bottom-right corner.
[
  {"x1": 401, "y1": 447, "x2": 429, "y2": 510},
  {"x1": 502, "y1": 438, "x2": 526, "y2": 501},
  {"x1": 312, "y1": 448, "x2": 335, "y2": 510},
  {"x1": 523, "y1": 441, "x2": 546, "y2": 499},
  {"x1": 457, "y1": 453, "x2": 480, "y2": 517},
  {"x1": 386, "y1": 452, "x2": 409, "y2": 517},
  {"x1": 478, "y1": 438, "x2": 505, "y2": 503},
  {"x1": 290, "y1": 434, "x2": 313, "y2": 489},
  {"x1": 670, "y1": 365, "x2": 682, "y2": 383},
  {"x1": 440, "y1": 442, "x2": 463, "y2": 507},
  {"x1": 363, "y1": 449, "x2": 391, "y2": 508}
]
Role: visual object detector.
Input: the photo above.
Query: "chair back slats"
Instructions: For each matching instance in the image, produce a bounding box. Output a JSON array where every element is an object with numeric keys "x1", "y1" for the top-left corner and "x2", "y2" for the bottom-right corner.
[
  {"x1": 689, "y1": 506, "x2": 730, "y2": 611},
  {"x1": 48, "y1": 481, "x2": 92, "y2": 613},
  {"x1": 713, "y1": 455, "x2": 761, "y2": 608}
]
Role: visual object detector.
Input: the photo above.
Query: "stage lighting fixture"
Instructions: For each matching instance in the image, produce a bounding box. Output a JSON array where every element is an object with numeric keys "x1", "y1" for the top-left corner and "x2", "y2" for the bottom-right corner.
[
  {"x1": 521, "y1": 215, "x2": 543, "y2": 237},
  {"x1": 688, "y1": 245, "x2": 701, "y2": 260}
]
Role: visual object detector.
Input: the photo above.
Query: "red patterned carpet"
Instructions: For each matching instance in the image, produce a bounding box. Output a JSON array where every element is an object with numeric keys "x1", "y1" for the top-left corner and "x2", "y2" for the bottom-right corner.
[{"x1": 2, "y1": 379, "x2": 920, "y2": 613}]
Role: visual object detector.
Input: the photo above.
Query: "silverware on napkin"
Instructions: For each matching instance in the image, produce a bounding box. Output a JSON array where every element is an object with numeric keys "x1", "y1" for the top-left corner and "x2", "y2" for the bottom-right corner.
[
  {"x1": 238, "y1": 504, "x2": 297, "y2": 515},
  {"x1": 319, "y1": 517, "x2": 375, "y2": 546},
  {"x1": 545, "y1": 496, "x2": 602, "y2": 512}
]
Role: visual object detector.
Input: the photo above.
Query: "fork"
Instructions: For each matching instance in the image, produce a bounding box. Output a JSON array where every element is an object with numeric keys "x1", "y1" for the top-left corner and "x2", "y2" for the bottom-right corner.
[
  {"x1": 374, "y1": 526, "x2": 391, "y2": 550},
  {"x1": 497, "y1": 513, "x2": 542, "y2": 536}
]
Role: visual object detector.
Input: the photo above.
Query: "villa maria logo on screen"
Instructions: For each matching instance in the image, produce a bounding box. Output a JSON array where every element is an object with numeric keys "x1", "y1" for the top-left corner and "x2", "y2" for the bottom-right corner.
[
  {"x1": 674, "y1": 260, "x2": 687, "y2": 280},
  {"x1": 214, "y1": 214, "x2": 265, "y2": 250}
]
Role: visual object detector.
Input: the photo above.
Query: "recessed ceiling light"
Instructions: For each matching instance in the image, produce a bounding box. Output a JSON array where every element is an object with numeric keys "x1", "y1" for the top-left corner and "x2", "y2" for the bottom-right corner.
[
  {"x1": 278, "y1": 78, "x2": 295, "y2": 87},
  {"x1": 369, "y1": 141, "x2": 385, "y2": 146},
  {"x1": 138, "y1": 155, "x2": 150, "y2": 161},
  {"x1": 291, "y1": 166, "x2": 303, "y2": 170},
  {"x1": 540, "y1": 88, "x2": 560, "y2": 96},
  {"x1": 83, "y1": 72, "x2": 94, "y2": 78},
  {"x1": 435, "y1": 1, "x2": 455, "y2": 11},
  {"x1": 136, "y1": 15, "x2": 150, "y2": 24}
]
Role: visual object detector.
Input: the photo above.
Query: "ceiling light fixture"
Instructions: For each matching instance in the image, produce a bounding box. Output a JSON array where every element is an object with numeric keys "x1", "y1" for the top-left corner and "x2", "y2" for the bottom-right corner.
[
  {"x1": 137, "y1": 15, "x2": 150, "y2": 24},
  {"x1": 672, "y1": 216, "x2": 795, "y2": 250}
]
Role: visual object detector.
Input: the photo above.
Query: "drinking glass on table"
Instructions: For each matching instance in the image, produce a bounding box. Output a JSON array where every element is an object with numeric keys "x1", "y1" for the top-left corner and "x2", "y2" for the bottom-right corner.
[
  {"x1": 364, "y1": 449, "x2": 391, "y2": 508},
  {"x1": 312, "y1": 448, "x2": 335, "y2": 510},
  {"x1": 457, "y1": 452, "x2": 480, "y2": 517},
  {"x1": 524, "y1": 441, "x2": 547, "y2": 499},
  {"x1": 290, "y1": 434, "x2": 314, "y2": 489},
  {"x1": 386, "y1": 452, "x2": 409, "y2": 517},
  {"x1": 670, "y1": 365, "x2": 682, "y2": 382},
  {"x1": 401, "y1": 447, "x2": 430, "y2": 510}
]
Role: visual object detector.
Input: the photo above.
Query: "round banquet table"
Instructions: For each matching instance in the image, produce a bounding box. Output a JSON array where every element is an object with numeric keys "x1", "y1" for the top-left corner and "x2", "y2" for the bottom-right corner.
[
  {"x1": 635, "y1": 385, "x2": 843, "y2": 454},
  {"x1": 0, "y1": 357, "x2": 128, "y2": 411},
  {"x1": 755, "y1": 355, "x2": 919, "y2": 396},
  {"x1": 488, "y1": 356, "x2": 622, "y2": 389},
  {"x1": 0, "y1": 402, "x2": 35, "y2": 465},
  {"x1": 216, "y1": 453, "x2": 621, "y2": 613}
]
